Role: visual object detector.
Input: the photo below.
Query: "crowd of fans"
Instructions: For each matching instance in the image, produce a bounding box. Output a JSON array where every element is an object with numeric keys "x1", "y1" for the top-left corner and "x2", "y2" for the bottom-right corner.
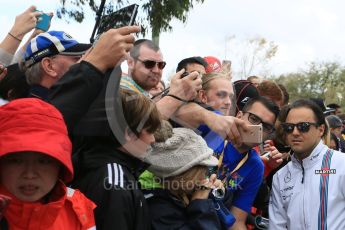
[{"x1": 1, "y1": 5, "x2": 345, "y2": 230}]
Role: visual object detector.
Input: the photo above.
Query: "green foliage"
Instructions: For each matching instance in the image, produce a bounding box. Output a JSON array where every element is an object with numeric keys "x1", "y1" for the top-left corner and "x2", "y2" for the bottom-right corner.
[
  {"x1": 56, "y1": 0, "x2": 204, "y2": 44},
  {"x1": 272, "y1": 61, "x2": 345, "y2": 108}
]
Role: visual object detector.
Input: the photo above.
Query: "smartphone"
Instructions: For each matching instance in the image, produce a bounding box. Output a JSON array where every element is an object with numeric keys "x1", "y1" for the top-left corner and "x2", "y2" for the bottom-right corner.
[
  {"x1": 239, "y1": 125, "x2": 263, "y2": 144},
  {"x1": 35, "y1": 12, "x2": 52, "y2": 31},
  {"x1": 96, "y1": 4, "x2": 139, "y2": 36}
]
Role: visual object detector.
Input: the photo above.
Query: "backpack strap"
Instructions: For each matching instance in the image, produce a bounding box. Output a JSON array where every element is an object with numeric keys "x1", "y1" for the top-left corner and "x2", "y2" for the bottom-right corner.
[{"x1": 318, "y1": 149, "x2": 334, "y2": 230}]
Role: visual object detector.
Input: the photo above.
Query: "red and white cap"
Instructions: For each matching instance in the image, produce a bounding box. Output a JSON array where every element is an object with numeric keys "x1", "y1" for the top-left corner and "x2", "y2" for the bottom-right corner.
[{"x1": 203, "y1": 56, "x2": 222, "y2": 73}]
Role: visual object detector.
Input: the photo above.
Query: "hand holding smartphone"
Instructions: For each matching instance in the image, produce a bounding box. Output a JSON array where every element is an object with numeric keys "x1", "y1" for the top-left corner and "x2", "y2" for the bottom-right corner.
[
  {"x1": 35, "y1": 11, "x2": 52, "y2": 31},
  {"x1": 238, "y1": 124, "x2": 263, "y2": 144},
  {"x1": 96, "y1": 4, "x2": 139, "y2": 36}
]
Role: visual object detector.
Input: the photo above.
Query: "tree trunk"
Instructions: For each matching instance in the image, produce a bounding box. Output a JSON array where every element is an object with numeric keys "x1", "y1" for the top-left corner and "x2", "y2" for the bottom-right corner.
[
  {"x1": 152, "y1": 26, "x2": 160, "y2": 46},
  {"x1": 152, "y1": 34, "x2": 160, "y2": 46}
]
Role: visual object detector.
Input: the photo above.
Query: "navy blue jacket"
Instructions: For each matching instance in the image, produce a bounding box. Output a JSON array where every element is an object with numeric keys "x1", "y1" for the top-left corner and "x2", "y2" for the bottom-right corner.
[{"x1": 145, "y1": 189, "x2": 224, "y2": 230}]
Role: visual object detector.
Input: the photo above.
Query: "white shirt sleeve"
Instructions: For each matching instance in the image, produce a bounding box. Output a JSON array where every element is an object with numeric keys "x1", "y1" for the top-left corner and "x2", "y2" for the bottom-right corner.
[
  {"x1": 269, "y1": 173, "x2": 288, "y2": 230},
  {"x1": 0, "y1": 47, "x2": 14, "y2": 66}
]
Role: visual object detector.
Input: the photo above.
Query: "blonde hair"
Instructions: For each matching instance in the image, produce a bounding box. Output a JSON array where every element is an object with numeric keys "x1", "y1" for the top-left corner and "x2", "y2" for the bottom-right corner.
[
  {"x1": 163, "y1": 166, "x2": 208, "y2": 206},
  {"x1": 201, "y1": 66, "x2": 232, "y2": 91}
]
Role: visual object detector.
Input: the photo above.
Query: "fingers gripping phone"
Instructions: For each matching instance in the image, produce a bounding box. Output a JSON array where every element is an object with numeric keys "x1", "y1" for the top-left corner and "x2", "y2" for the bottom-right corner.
[
  {"x1": 239, "y1": 125, "x2": 263, "y2": 144},
  {"x1": 35, "y1": 11, "x2": 52, "y2": 32},
  {"x1": 96, "y1": 4, "x2": 139, "y2": 36}
]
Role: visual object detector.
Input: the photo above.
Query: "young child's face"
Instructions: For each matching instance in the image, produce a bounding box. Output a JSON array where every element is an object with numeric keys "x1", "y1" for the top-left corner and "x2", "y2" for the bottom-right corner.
[{"x1": 0, "y1": 152, "x2": 61, "y2": 202}]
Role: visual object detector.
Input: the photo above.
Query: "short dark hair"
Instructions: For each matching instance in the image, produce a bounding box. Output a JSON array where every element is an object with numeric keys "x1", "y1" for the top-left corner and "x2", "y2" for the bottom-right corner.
[
  {"x1": 283, "y1": 99, "x2": 328, "y2": 137},
  {"x1": 130, "y1": 39, "x2": 160, "y2": 59},
  {"x1": 326, "y1": 115, "x2": 342, "y2": 128},
  {"x1": 0, "y1": 63, "x2": 30, "y2": 100},
  {"x1": 242, "y1": 96, "x2": 280, "y2": 120},
  {"x1": 330, "y1": 132, "x2": 340, "y2": 150},
  {"x1": 176, "y1": 56, "x2": 208, "y2": 72},
  {"x1": 327, "y1": 103, "x2": 341, "y2": 109}
]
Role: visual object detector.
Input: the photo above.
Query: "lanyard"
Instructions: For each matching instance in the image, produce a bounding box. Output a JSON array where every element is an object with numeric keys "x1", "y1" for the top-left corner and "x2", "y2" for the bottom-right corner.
[
  {"x1": 318, "y1": 149, "x2": 333, "y2": 230},
  {"x1": 218, "y1": 141, "x2": 249, "y2": 175}
]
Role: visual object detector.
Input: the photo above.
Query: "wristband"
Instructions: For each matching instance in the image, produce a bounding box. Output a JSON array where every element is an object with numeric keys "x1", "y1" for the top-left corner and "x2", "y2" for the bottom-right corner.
[
  {"x1": 8, "y1": 32, "x2": 22, "y2": 42},
  {"x1": 166, "y1": 94, "x2": 190, "y2": 103}
]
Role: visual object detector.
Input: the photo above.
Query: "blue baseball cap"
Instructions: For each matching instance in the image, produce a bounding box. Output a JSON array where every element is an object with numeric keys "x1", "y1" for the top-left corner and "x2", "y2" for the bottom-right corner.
[{"x1": 24, "y1": 31, "x2": 91, "y2": 67}]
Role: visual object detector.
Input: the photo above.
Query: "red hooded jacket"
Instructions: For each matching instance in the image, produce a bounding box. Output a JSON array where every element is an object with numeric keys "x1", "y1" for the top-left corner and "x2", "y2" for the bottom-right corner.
[{"x1": 0, "y1": 98, "x2": 96, "y2": 229}]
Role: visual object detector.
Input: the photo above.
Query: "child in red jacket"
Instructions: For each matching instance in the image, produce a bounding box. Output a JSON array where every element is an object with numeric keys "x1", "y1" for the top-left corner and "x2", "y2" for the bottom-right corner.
[{"x1": 0, "y1": 98, "x2": 96, "y2": 230}]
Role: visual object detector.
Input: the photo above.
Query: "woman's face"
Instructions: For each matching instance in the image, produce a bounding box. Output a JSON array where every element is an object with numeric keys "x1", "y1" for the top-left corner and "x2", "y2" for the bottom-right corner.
[{"x1": 172, "y1": 166, "x2": 209, "y2": 194}]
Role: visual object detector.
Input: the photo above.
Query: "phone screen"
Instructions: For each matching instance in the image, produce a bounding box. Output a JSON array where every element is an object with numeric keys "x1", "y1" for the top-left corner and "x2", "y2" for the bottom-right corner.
[{"x1": 96, "y1": 4, "x2": 139, "y2": 36}]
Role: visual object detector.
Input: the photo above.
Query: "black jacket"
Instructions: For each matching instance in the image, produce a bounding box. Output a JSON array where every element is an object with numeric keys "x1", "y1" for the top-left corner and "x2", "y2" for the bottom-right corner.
[
  {"x1": 72, "y1": 138, "x2": 150, "y2": 230},
  {"x1": 144, "y1": 189, "x2": 223, "y2": 230},
  {"x1": 49, "y1": 62, "x2": 150, "y2": 229}
]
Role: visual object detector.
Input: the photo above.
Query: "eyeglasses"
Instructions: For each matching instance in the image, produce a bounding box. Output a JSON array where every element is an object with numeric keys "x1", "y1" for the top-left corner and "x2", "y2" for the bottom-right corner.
[
  {"x1": 281, "y1": 122, "x2": 319, "y2": 134},
  {"x1": 136, "y1": 59, "x2": 166, "y2": 70},
  {"x1": 244, "y1": 112, "x2": 275, "y2": 133}
]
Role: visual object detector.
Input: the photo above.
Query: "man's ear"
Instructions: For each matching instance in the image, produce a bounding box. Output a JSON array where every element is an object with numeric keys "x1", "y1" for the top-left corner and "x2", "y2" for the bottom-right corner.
[
  {"x1": 319, "y1": 124, "x2": 326, "y2": 138},
  {"x1": 236, "y1": 111, "x2": 243, "y2": 119},
  {"x1": 198, "y1": 90, "x2": 208, "y2": 104},
  {"x1": 127, "y1": 56, "x2": 135, "y2": 71},
  {"x1": 41, "y1": 57, "x2": 58, "y2": 78}
]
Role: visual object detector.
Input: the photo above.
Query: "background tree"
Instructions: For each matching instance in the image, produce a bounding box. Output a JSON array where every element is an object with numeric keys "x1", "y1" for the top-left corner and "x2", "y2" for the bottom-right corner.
[
  {"x1": 57, "y1": 0, "x2": 205, "y2": 45},
  {"x1": 272, "y1": 61, "x2": 345, "y2": 108},
  {"x1": 225, "y1": 35, "x2": 278, "y2": 79}
]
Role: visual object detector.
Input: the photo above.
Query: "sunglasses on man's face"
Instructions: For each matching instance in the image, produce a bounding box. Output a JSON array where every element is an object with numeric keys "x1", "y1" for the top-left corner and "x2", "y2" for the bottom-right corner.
[
  {"x1": 136, "y1": 59, "x2": 166, "y2": 70},
  {"x1": 281, "y1": 122, "x2": 319, "y2": 134}
]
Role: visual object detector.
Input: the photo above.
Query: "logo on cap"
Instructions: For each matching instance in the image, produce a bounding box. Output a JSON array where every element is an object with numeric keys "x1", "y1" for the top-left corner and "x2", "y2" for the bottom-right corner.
[
  {"x1": 62, "y1": 32, "x2": 73, "y2": 40},
  {"x1": 241, "y1": 97, "x2": 250, "y2": 105}
]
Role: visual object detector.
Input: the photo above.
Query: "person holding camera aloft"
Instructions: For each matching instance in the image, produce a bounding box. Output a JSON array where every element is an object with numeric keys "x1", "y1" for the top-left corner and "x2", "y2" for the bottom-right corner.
[{"x1": 0, "y1": 6, "x2": 47, "y2": 66}]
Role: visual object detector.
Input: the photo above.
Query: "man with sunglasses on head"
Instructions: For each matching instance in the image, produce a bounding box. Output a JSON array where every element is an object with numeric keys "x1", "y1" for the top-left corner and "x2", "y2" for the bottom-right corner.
[
  {"x1": 269, "y1": 99, "x2": 345, "y2": 230},
  {"x1": 216, "y1": 96, "x2": 279, "y2": 229}
]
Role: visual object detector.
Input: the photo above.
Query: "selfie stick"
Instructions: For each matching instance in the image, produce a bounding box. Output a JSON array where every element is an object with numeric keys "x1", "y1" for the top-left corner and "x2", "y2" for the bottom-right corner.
[{"x1": 90, "y1": 0, "x2": 107, "y2": 43}]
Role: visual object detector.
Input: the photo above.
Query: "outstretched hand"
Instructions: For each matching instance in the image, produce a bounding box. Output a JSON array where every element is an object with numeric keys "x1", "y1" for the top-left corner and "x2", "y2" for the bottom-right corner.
[{"x1": 10, "y1": 6, "x2": 43, "y2": 40}]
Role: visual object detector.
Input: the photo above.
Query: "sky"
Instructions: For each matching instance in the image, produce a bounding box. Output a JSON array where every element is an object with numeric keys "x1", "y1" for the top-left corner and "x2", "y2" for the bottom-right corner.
[{"x1": 1, "y1": 0, "x2": 345, "y2": 81}]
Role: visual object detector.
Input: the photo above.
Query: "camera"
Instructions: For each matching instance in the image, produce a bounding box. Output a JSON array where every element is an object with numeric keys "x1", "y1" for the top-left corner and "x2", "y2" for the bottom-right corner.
[
  {"x1": 211, "y1": 187, "x2": 225, "y2": 200},
  {"x1": 181, "y1": 72, "x2": 189, "y2": 78}
]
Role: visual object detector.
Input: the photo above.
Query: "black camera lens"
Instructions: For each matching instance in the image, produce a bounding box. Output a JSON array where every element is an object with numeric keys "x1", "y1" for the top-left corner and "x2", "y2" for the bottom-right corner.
[
  {"x1": 181, "y1": 72, "x2": 189, "y2": 78},
  {"x1": 212, "y1": 188, "x2": 225, "y2": 199}
]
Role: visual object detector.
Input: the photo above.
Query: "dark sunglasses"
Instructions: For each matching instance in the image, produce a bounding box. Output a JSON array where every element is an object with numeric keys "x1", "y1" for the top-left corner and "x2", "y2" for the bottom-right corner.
[
  {"x1": 281, "y1": 122, "x2": 319, "y2": 134},
  {"x1": 244, "y1": 112, "x2": 275, "y2": 133},
  {"x1": 137, "y1": 59, "x2": 166, "y2": 70}
]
